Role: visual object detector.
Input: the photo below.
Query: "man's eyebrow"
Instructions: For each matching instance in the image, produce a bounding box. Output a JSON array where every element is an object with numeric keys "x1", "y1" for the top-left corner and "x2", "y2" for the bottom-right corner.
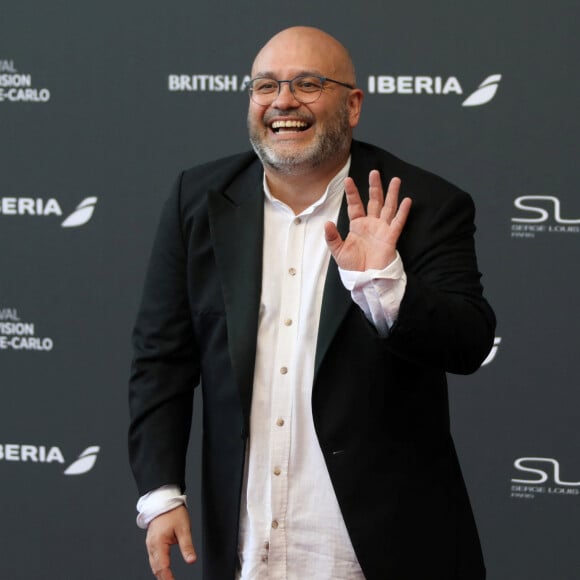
[
  {"x1": 251, "y1": 71, "x2": 275, "y2": 79},
  {"x1": 251, "y1": 70, "x2": 325, "y2": 79}
]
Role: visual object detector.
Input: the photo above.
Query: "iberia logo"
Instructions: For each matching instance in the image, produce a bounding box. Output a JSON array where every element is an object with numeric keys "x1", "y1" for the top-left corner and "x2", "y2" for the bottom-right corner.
[
  {"x1": 366, "y1": 73, "x2": 502, "y2": 108},
  {"x1": 0, "y1": 196, "x2": 98, "y2": 227},
  {"x1": 0, "y1": 443, "x2": 100, "y2": 475},
  {"x1": 461, "y1": 75, "x2": 502, "y2": 107},
  {"x1": 61, "y1": 197, "x2": 98, "y2": 228},
  {"x1": 64, "y1": 446, "x2": 101, "y2": 475}
]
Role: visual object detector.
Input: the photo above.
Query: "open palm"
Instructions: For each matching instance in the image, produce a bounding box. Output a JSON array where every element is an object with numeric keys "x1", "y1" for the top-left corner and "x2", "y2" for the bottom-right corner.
[{"x1": 325, "y1": 170, "x2": 412, "y2": 271}]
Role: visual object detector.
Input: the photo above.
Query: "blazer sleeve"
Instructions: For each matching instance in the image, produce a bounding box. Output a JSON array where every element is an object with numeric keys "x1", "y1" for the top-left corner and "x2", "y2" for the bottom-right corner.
[
  {"x1": 128, "y1": 173, "x2": 200, "y2": 496},
  {"x1": 387, "y1": 187, "x2": 496, "y2": 375}
]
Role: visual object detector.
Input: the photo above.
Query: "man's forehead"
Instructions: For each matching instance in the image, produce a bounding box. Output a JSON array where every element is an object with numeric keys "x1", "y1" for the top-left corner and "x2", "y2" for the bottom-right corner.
[
  {"x1": 251, "y1": 67, "x2": 327, "y2": 79},
  {"x1": 251, "y1": 28, "x2": 351, "y2": 80},
  {"x1": 251, "y1": 46, "x2": 340, "y2": 78}
]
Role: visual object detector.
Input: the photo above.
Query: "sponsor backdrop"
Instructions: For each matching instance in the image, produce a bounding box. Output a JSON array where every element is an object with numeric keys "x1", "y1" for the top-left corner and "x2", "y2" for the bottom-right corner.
[{"x1": 1, "y1": 1, "x2": 578, "y2": 578}]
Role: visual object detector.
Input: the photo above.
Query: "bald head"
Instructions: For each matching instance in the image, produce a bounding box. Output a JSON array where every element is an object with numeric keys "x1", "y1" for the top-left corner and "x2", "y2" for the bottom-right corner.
[{"x1": 251, "y1": 26, "x2": 357, "y2": 86}]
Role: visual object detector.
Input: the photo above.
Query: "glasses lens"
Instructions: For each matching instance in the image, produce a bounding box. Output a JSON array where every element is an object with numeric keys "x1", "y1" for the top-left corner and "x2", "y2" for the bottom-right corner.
[
  {"x1": 250, "y1": 78, "x2": 278, "y2": 105},
  {"x1": 291, "y1": 76, "x2": 324, "y2": 103}
]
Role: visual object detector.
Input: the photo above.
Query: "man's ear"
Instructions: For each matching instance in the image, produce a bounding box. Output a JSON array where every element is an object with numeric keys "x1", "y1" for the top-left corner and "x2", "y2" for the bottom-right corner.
[{"x1": 348, "y1": 88, "x2": 364, "y2": 128}]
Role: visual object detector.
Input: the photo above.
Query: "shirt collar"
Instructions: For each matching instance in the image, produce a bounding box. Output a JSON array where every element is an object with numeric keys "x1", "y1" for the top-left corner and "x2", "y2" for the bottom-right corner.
[{"x1": 262, "y1": 157, "x2": 351, "y2": 216}]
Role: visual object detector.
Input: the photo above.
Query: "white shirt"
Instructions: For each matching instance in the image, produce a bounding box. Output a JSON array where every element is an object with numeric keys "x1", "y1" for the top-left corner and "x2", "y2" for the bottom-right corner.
[{"x1": 137, "y1": 159, "x2": 406, "y2": 579}]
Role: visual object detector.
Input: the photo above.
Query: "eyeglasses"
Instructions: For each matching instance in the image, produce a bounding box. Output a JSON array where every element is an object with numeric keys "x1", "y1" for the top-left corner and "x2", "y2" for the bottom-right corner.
[{"x1": 245, "y1": 74, "x2": 355, "y2": 106}]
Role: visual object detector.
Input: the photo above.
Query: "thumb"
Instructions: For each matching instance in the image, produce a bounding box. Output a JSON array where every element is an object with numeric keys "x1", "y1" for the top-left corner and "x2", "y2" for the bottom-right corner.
[
  {"x1": 324, "y1": 221, "x2": 343, "y2": 258},
  {"x1": 176, "y1": 526, "x2": 197, "y2": 564}
]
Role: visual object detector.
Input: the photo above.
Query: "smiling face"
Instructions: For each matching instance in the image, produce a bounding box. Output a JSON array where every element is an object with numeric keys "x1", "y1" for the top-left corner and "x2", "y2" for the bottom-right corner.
[{"x1": 247, "y1": 27, "x2": 363, "y2": 176}]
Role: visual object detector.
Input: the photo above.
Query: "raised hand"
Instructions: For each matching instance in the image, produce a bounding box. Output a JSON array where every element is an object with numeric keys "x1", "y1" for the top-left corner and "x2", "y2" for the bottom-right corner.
[{"x1": 324, "y1": 170, "x2": 412, "y2": 272}]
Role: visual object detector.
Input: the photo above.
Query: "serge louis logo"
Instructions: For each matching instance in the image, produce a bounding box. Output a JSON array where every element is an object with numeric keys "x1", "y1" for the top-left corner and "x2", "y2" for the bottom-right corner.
[
  {"x1": 510, "y1": 457, "x2": 580, "y2": 499},
  {"x1": 0, "y1": 307, "x2": 54, "y2": 351},
  {"x1": 511, "y1": 196, "x2": 580, "y2": 238},
  {"x1": 0, "y1": 444, "x2": 100, "y2": 476},
  {"x1": 0, "y1": 196, "x2": 98, "y2": 227},
  {"x1": 0, "y1": 59, "x2": 51, "y2": 103},
  {"x1": 366, "y1": 73, "x2": 502, "y2": 107}
]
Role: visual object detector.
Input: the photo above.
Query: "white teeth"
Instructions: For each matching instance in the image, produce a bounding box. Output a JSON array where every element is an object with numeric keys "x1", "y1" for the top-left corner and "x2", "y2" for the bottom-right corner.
[{"x1": 271, "y1": 120, "x2": 308, "y2": 129}]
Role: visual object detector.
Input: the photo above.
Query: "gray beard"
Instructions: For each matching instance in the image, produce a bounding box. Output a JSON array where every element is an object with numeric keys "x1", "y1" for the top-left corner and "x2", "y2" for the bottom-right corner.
[{"x1": 248, "y1": 105, "x2": 351, "y2": 175}]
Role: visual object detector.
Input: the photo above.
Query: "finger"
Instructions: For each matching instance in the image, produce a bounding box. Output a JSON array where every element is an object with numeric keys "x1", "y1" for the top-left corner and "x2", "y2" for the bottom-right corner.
[
  {"x1": 147, "y1": 540, "x2": 170, "y2": 572},
  {"x1": 343, "y1": 176, "x2": 366, "y2": 221},
  {"x1": 324, "y1": 221, "x2": 344, "y2": 259},
  {"x1": 176, "y1": 526, "x2": 197, "y2": 564},
  {"x1": 147, "y1": 527, "x2": 174, "y2": 579},
  {"x1": 149, "y1": 551, "x2": 174, "y2": 580},
  {"x1": 380, "y1": 177, "x2": 402, "y2": 222},
  {"x1": 388, "y1": 196, "x2": 413, "y2": 241},
  {"x1": 155, "y1": 568, "x2": 175, "y2": 580},
  {"x1": 367, "y1": 170, "x2": 385, "y2": 218},
  {"x1": 148, "y1": 545, "x2": 174, "y2": 580}
]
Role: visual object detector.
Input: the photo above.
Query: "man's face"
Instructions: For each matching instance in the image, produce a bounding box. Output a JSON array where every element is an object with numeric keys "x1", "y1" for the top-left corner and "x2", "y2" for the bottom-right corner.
[{"x1": 247, "y1": 31, "x2": 362, "y2": 175}]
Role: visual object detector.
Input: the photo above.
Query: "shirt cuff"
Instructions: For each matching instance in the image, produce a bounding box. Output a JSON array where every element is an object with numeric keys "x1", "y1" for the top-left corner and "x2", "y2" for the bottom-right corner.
[
  {"x1": 339, "y1": 252, "x2": 407, "y2": 336},
  {"x1": 136, "y1": 484, "x2": 187, "y2": 529}
]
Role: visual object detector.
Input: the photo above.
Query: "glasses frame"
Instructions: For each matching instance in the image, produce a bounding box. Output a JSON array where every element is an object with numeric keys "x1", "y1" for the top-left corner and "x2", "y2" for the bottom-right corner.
[{"x1": 246, "y1": 74, "x2": 355, "y2": 105}]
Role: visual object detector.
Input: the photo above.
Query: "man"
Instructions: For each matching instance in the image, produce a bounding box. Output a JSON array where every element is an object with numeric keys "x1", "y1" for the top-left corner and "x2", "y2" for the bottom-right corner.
[{"x1": 129, "y1": 26, "x2": 495, "y2": 580}]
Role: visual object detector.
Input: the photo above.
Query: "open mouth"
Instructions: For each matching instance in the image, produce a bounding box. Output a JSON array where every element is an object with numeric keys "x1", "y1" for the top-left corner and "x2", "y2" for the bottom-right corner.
[{"x1": 270, "y1": 120, "x2": 310, "y2": 134}]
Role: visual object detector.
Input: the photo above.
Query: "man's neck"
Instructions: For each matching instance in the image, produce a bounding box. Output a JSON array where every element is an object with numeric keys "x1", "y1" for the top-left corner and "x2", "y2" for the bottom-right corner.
[{"x1": 263, "y1": 156, "x2": 349, "y2": 215}]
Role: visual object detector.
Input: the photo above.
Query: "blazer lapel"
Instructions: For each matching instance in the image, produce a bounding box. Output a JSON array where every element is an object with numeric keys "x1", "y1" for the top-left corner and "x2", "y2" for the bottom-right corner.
[
  {"x1": 207, "y1": 161, "x2": 264, "y2": 429},
  {"x1": 315, "y1": 146, "x2": 375, "y2": 376}
]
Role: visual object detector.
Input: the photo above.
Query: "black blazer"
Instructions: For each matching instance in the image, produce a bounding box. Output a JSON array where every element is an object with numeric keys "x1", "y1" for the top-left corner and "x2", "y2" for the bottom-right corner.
[{"x1": 129, "y1": 140, "x2": 496, "y2": 579}]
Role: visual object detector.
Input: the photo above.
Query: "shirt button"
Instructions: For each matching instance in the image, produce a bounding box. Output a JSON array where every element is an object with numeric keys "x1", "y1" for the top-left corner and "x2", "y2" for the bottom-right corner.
[
  {"x1": 262, "y1": 555, "x2": 268, "y2": 562},
  {"x1": 288, "y1": 267, "x2": 297, "y2": 276},
  {"x1": 284, "y1": 318, "x2": 293, "y2": 326},
  {"x1": 272, "y1": 520, "x2": 279, "y2": 529},
  {"x1": 280, "y1": 366, "x2": 288, "y2": 375},
  {"x1": 276, "y1": 418, "x2": 285, "y2": 427},
  {"x1": 273, "y1": 467, "x2": 281, "y2": 476},
  {"x1": 293, "y1": 217, "x2": 302, "y2": 225},
  {"x1": 264, "y1": 541, "x2": 269, "y2": 550}
]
